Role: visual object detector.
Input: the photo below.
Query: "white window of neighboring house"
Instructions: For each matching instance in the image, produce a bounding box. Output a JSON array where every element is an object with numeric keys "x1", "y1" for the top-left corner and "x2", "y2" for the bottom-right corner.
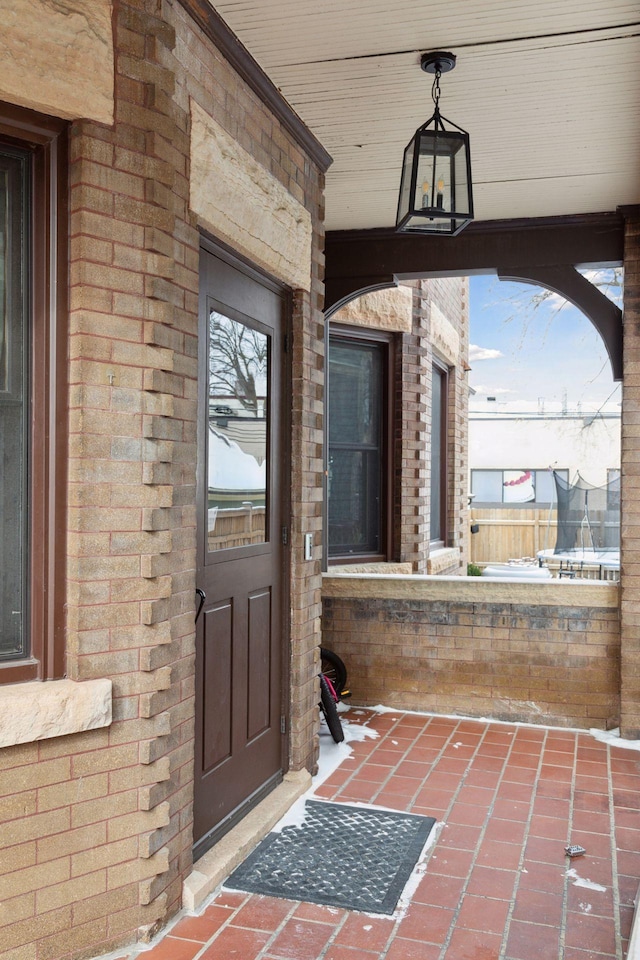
[{"x1": 470, "y1": 469, "x2": 569, "y2": 506}]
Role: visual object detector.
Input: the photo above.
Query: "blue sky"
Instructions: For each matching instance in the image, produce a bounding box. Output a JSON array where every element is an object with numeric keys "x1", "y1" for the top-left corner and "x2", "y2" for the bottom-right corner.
[{"x1": 468, "y1": 273, "x2": 622, "y2": 408}]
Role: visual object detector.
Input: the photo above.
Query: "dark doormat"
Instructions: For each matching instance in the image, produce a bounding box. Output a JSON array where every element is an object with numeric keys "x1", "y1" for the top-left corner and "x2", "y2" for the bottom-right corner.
[{"x1": 225, "y1": 800, "x2": 437, "y2": 915}]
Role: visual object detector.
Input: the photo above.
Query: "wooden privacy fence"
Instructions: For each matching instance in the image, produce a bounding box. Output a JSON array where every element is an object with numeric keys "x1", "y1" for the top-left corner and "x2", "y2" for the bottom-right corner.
[
  {"x1": 470, "y1": 507, "x2": 557, "y2": 564},
  {"x1": 208, "y1": 505, "x2": 266, "y2": 551}
]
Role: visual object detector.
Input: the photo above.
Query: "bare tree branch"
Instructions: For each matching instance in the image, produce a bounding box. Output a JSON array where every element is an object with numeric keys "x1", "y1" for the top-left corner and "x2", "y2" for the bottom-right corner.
[{"x1": 209, "y1": 312, "x2": 267, "y2": 416}]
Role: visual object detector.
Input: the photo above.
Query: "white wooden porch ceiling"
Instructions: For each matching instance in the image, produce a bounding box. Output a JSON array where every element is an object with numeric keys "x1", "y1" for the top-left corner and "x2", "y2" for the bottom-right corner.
[{"x1": 213, "y1": 0, "x2": 640, "y2": 231}]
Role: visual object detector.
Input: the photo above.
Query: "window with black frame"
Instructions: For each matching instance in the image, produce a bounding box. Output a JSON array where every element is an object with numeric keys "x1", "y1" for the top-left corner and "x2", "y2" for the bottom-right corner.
[{"x1": 328, "y1": 333, "x2": 388, "y2": 560}]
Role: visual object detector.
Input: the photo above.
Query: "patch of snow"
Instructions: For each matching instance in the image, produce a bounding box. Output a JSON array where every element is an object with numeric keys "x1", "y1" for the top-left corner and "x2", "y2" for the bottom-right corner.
[
  {"x1": 578, "y1": 902, "x2": 593, "y2": 914},
  {"x1": 565, "y1": 868, "x2": 607, "y2": 893},
  {"x1": 452, "y1": 742, "x2": 463, "y2": 749},
  {"x1": 362, "y1": 705, "x2": 578, "y2": 733},
  {"x1": 495, "y1": 698, "x2": 543, "y2": 715},
  {"x1": 313, "y1": 715, "x2": 379, "y2": 791},
  {"x1": 271, "y1": 796, "x2": 310, "y2": 833},
  {"x1": 342, "y1": 719, "x2": 379, "y2": 743},
  {"x1": 314, "y1": 738, "x2": 354, "y2": 790},
  {"x1": 392, "y1": 821, "x2": 444, "y2": 920},
  {"x1": 590, "y1": 727, "x2": 640, "y2": 752},
  {"x1": 363, "y1": 925, "x2": 372, "y2": 931}
]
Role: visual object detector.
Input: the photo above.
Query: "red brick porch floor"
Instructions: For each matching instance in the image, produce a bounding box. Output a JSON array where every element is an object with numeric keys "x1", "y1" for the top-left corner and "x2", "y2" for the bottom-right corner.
[{"x1": 118, "y1": 708, "x2": 640, "y2": 960}]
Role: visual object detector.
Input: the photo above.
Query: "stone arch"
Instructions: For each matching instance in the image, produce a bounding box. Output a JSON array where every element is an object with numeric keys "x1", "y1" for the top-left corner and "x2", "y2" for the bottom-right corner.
[{"x1": 325, "y1": 279, "x2": 398, "y2": 319}]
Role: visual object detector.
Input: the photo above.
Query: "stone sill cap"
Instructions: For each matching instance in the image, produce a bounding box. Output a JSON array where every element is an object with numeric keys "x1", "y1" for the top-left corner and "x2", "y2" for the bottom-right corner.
[
  {"x1": 0, "y1": 678, "x2": 112, "y2": 750},
  {"x1": 322, "y1": 571, "x2": 619, "y2": 608}
]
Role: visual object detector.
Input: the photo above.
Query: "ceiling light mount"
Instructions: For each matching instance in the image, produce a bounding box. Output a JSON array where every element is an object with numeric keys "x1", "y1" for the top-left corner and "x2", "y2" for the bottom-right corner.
[{"x1": 420, "y1": 52, "x2": 457, "y2": 75}]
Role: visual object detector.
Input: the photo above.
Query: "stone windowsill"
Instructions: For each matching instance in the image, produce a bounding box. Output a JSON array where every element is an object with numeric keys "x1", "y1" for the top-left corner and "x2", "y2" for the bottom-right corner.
[
  {"x1": 328, "y1": 562, "x2": 413, "y2": 575},
  {"x1": 0, "y1": 678, "x2": 112, "y2": 750},
  {"x1": 426, "y1": 547, "x2": 461, "y2": 575}
]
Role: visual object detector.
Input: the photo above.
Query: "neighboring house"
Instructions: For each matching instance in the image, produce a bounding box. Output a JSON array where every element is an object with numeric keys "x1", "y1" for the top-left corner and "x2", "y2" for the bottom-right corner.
[
  {"x1": 0, "y1": 3, "x2": 638, "y2": 960},
  {"x1": 468, "y1": 400, "x2": 621, "y2": 564},
  {"x1": 469, "y1": 399, "x2": 621, "y2": 497}
]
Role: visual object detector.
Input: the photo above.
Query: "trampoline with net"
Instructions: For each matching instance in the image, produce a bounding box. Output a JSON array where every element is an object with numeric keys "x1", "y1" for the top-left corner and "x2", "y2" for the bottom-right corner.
[{"x1": 536, "y1": 470, "x2": 620, "y2": 578}]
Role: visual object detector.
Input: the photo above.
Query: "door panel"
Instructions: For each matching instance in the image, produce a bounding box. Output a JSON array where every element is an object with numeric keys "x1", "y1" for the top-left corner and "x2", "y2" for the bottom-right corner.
[
  {"x1": 202, "y1": 602, "x2": 233, "y2": 771},
  {"x1": 247, "y1": 588, "x2": 272, "y2": 740},
  {"x1": 194, "y1": 243, "x2": 287, "y2": 859}
]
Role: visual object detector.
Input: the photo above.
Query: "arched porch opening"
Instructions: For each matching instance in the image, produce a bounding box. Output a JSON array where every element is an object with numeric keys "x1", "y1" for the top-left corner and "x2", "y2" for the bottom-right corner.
[{"x1": 322, "y1": 209, "x2": 640, "y2": 737}]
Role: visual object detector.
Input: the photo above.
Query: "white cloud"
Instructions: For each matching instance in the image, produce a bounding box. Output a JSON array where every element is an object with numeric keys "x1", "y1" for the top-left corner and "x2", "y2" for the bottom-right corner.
[{"x1": 469, "y1": 344, "x2": 504, "y2": 362}]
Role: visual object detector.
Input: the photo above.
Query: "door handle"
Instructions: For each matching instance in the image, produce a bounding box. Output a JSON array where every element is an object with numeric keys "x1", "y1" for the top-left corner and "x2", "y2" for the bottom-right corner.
[{"x1": 195, "y1": 588, "x2": 206, "y2": 623}]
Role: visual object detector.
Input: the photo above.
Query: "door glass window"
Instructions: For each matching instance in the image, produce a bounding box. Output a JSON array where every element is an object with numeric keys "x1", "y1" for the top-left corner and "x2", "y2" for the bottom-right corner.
[{"x1": 207, "y1": 310, "x2": 269, "y2": 551}]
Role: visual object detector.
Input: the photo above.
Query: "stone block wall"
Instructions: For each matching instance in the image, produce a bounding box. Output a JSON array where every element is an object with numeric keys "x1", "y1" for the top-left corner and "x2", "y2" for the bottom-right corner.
[
  {"x1": 322, "y1": 576, "x2": 620, "y2": 728},
  {"x1": 0, "y1": 2, "x2": 326, "y2": 958}
]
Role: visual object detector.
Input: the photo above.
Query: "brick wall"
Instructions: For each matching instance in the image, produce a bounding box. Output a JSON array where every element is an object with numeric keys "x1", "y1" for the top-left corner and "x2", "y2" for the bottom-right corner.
[
  {"x1": 395, "y1": 278, "x2": 469, "y2": 573},
  {"x1": 394, "y1": 285, "x2": 429, "y2": 570},
  {"x1": 0, "y1": 1, "x2": 326, "y2": 957},
  {"x1": 322, "y1": 577, "x2": 620, "y2": 728},
  {"x1": 620, "y1": 207, "x2": 640, "y2": 737}
]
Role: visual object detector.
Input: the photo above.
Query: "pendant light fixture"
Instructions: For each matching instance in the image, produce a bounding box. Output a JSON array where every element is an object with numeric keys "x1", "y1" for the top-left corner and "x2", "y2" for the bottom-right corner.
[{"x1": 396, "y1": 52, "x2": 473, "y2": 236}]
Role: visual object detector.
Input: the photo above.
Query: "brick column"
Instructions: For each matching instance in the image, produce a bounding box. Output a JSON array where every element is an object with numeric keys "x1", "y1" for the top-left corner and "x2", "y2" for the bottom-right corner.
[
  {"x1": 66, "y1": 2, "x2": 197, "y2": 941},
  {"x1": 395, "y1": 282, "x2": 429, "y2": 572},
  {"x1": 620, "y1": 206, "x2": 640, "y2": 736}
]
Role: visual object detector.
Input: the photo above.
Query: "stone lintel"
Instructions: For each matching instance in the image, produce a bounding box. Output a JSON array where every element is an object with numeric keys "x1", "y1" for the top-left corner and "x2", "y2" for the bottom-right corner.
[
  {"x1": 0, "y1": 0, "x2": 114, "y2": 123},
  {"x1": 189, "y1": 99, "x2": 312, "y2": 291}
]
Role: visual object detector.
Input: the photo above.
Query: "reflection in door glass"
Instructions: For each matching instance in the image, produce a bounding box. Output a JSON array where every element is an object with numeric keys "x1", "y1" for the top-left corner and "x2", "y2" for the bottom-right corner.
[{"x1": 207, "y1": 310, "x2": 269, "y2": 551}]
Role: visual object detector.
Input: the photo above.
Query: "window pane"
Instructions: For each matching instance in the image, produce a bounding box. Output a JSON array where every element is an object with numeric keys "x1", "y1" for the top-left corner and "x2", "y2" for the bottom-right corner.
[
  {"x1": 471, "y1": 470, "x2": 503, "y2": 502},
  {"x1": 328, "y1": 449, "x2": 380, "y2": 553},
  {"x1": 329, "y1": 342, "x2": 380, "y2": 446},
  {"x1": 206, "y1": 311, "x2": 268, "y2": 551},
  {"x1": 607, "y1": 468, "x2": 621, "y2": 511},
  {"x1": 534, "y1": 469, "x2": 557, "y2": 504},
  {"x1": 0, "y1": 151, "x2": 29, "y2": 659}
]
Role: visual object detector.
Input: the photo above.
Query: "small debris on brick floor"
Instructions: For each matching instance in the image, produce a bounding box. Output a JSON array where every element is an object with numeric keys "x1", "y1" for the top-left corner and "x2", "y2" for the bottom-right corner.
[{"x1": 565, "y1": 844, "x2": 587, "y2": 858}]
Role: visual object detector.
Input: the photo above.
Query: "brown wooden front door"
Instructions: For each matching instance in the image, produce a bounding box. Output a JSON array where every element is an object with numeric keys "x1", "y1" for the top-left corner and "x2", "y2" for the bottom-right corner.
[{"x1": 194, "y1": 240, "x2": 288, "y2": 860}]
